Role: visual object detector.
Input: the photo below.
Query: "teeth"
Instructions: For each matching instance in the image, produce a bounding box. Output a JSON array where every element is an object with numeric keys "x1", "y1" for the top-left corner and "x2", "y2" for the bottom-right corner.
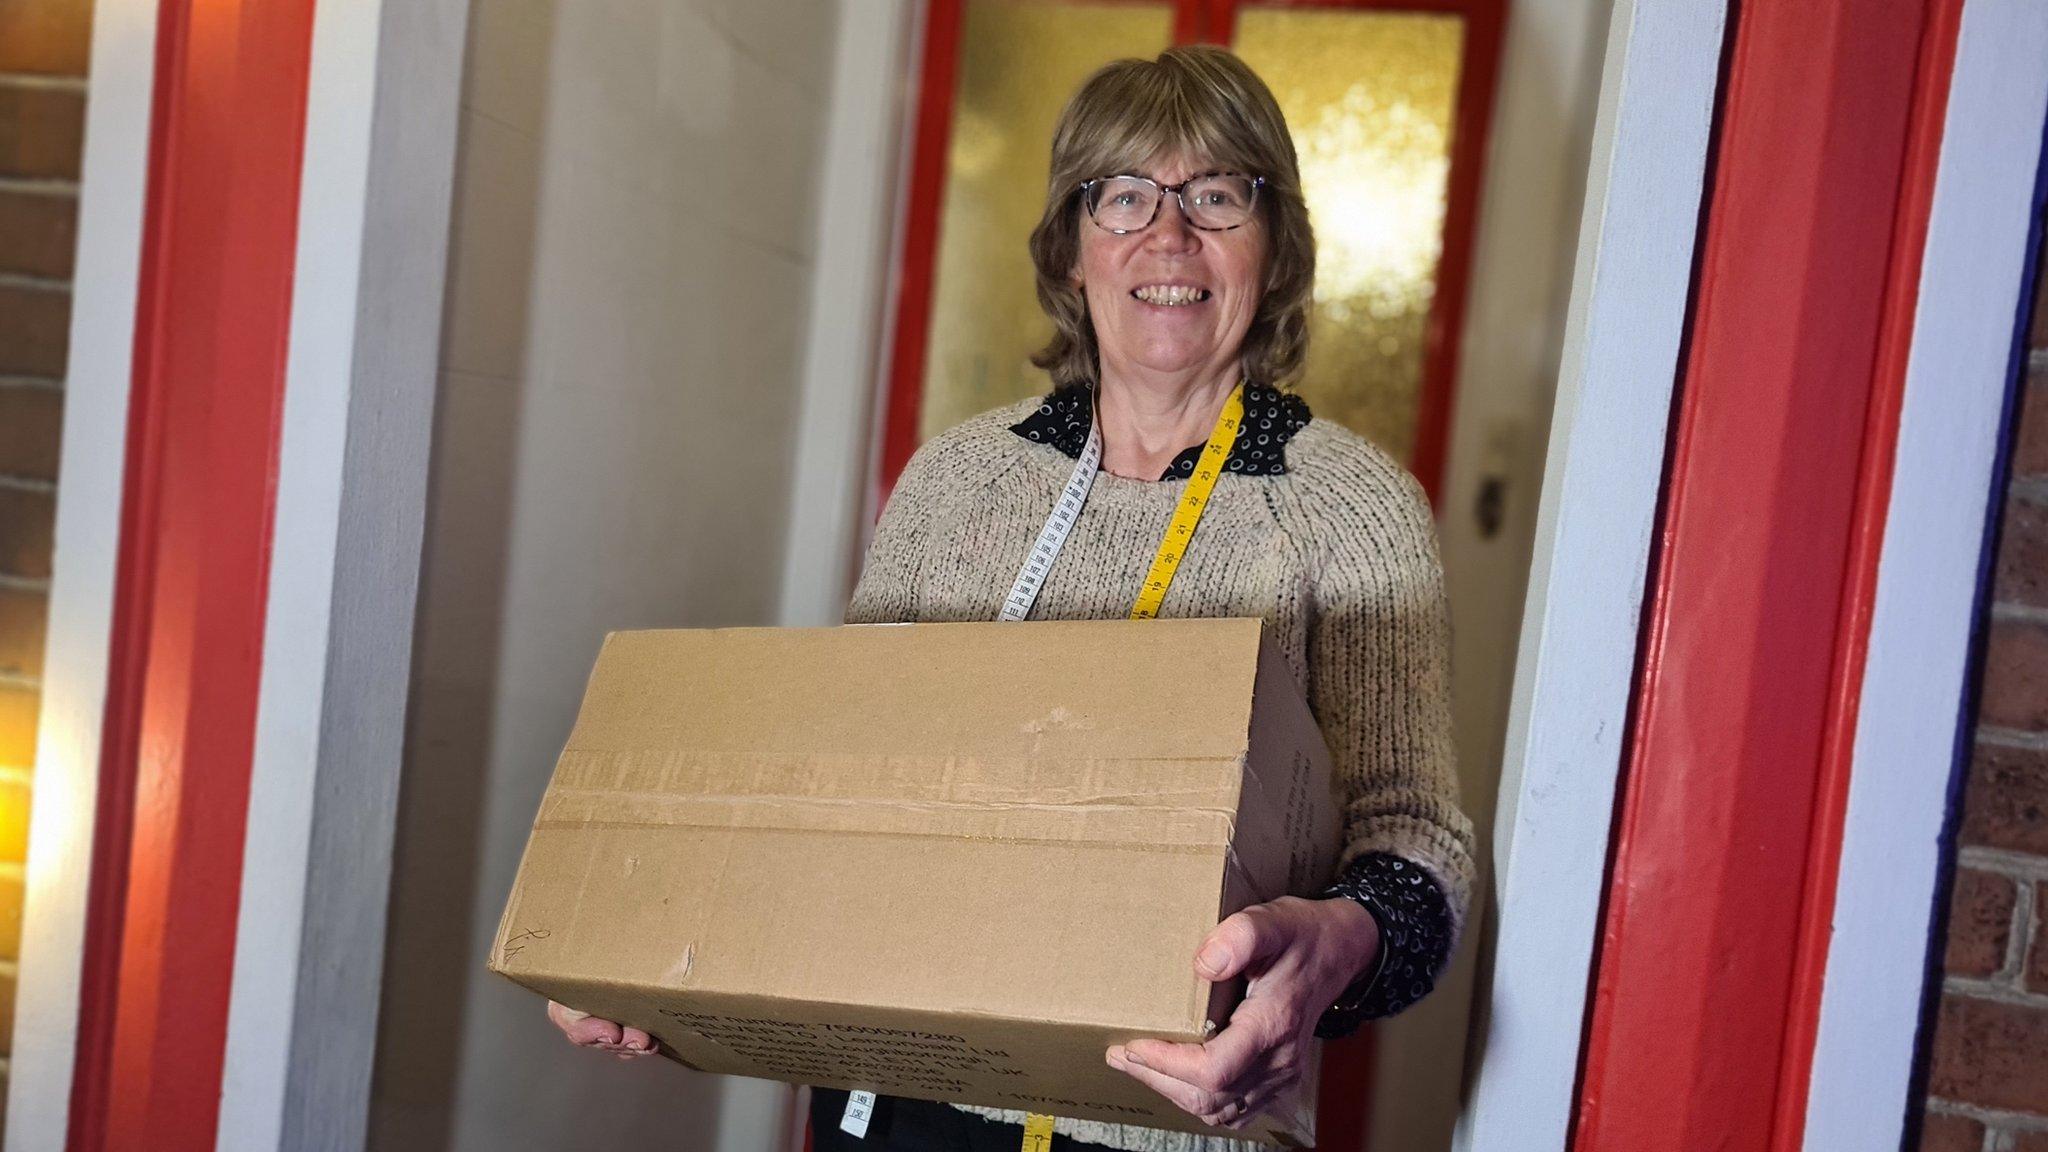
[{"x1": 1133, "y1": 285, "x2": 1211, "y2": 306}]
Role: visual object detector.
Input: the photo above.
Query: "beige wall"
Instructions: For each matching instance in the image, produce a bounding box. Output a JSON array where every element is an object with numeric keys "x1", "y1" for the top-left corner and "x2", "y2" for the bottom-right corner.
[{"x1": 370, "y1": 2, "x2": 837, "y2": 1149}]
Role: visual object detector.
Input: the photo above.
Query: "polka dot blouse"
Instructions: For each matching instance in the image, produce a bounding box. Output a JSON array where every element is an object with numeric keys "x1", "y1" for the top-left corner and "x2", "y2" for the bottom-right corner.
[{"x1": 1008, "y1": 381, "x2": 1312, "y2": 479}]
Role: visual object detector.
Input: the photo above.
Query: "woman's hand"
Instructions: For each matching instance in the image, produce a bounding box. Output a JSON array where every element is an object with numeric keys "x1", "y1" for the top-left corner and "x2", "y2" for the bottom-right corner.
[
  {"x1": 546, "y1": 999, "x2": 660, "y2": 1061},
  {"x1": 1106, "y1": 896, "x2": 1379, "y2": 1129}
]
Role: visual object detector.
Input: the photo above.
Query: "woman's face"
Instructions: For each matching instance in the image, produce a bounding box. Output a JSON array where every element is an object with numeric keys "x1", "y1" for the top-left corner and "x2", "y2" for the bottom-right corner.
[{"x1": 1076, "y1": 153, "x2": 1268, "y2": 389}]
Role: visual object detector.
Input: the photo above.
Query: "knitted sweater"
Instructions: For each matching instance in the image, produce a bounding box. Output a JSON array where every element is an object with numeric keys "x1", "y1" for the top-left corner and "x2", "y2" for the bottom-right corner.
[{"x1": 843, "y1": 394, "x2": 1476, "y2": 1152}]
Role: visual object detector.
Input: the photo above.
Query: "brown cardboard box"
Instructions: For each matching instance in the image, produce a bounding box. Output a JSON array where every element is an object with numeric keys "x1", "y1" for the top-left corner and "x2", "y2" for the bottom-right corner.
[{"x1": 489, "y1": 618, "x2": 1338, "y2": 1144}]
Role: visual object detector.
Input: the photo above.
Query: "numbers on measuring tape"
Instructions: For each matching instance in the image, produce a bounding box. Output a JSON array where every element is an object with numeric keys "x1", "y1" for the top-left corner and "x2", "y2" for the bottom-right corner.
[
  {"x1": 1002, "y1": 384, "x2": 1244, "y2": 624},
  {"x1": 1021, "y1": 1112, "x2": 1056, "y2": 1152}
]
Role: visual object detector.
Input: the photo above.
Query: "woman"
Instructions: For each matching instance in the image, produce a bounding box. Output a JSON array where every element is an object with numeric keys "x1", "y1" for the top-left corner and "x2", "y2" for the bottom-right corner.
[{"x1": 550, "y1": 45, "x2": 1474, "y2": 1152}]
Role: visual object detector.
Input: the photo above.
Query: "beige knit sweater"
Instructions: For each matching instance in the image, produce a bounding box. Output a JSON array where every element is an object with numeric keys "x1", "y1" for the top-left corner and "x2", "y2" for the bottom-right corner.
[{"x1": 843, "y1": 395, "x2": 1475, "y2": 1152}]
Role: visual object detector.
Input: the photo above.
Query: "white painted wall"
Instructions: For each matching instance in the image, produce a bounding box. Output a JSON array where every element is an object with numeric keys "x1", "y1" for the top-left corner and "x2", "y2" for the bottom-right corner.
[{"x1": 369, "y1": 2, "x2": 840, "y2": 1149}]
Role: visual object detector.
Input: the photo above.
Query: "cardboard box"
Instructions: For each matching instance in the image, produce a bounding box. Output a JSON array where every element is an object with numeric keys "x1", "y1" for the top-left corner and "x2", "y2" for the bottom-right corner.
[{"x1": 489, "y1": 618, "x2": 1338, "y2": 1144}]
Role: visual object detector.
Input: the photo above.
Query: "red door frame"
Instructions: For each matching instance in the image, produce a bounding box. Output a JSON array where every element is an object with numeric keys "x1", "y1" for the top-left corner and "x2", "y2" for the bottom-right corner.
[
  {"x1": 875, "y1": 0, "x2": 1506, "y2": 513},
  {"x1": 66, "y1": 0, "x2": 316, "y2": 1148},
  {"x1": 1570, "y1": 2, "x2": 1964, "y2": 1151}
]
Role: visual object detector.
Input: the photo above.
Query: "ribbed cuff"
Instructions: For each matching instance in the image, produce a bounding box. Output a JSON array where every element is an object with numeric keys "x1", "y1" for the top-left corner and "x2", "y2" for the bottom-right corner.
[{"x1": 1314, "y1": 853, "x2": 1454, "y2": 1038}]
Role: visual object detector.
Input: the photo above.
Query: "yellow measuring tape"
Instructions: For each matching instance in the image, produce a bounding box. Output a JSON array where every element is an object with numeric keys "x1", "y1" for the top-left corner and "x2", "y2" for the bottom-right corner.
[
  {"x1": 1017, "y1": 388, "x2": 1243, "y2": 1148},
  {"x1": 1128, "y1": 382, "x2": 1245, "y2": 620},
  {"x1": 1021, "y1": 1111, "x2": 1057, "y2": 1152}
]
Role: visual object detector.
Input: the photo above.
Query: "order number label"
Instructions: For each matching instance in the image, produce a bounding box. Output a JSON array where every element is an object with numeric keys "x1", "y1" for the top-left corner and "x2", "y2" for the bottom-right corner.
[{"x1": 840, "y1": 1090, "x2": 877, "y2": 1138}]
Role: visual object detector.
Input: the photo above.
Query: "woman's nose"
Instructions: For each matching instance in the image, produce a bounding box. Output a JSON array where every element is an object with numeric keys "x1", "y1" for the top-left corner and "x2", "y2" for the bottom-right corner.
[{"x1": 1145, "y1": 195, "x2": 1201, "y2": 252}]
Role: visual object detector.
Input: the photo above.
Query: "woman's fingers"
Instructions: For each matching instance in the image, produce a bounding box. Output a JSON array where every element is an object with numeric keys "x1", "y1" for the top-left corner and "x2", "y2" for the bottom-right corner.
[
  {"x1": 1220, "y1": 1080, "x2": 1298, "y2": 1130},
  {"x1": 1195, "y1": 903, "x2": 1295, "y2": 982},
  {"x1": 545, "y1": 999, "x2": 657, "y2": 1054},
  {"x1": 1108, "y1": 1049, "x2": 1230, "y2": 1119}
]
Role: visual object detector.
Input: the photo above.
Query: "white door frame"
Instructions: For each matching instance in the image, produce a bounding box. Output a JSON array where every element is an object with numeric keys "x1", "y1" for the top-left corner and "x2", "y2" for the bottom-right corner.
[
  {"x1": 6, "y1": 0, "x2": 469, "y2": 1147},
  {"x1": 1452, "y1": 1, "x2": 1727, "y2": 1147}
]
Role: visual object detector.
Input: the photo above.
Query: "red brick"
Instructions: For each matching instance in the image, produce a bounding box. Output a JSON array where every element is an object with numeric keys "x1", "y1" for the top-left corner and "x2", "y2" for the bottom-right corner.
[
  {"x1": 0, "y1": 383, "x2": 62, "y2": 480},
  {"x1": 1996, "y1": 496, "x2": 2048, "y2": 608},
  {"x1": 2013, "y1": 1131, "x2": 2048, "y2": 1152},
  {"x1": 0, "y1": 188, "x2": 77, "y2": 278},
  {"x1": 0, "y1": 587, "x2": 47, "y2": 681},
  {"x1": 2032, "y1": 885, "x2": 2048, "y2": 995},
  {"x1": 0, "y1": 84, "x2": 85, "y2": 180},
  {"x1": 2016, "y1": 375, "x2": 2048, "y2": 478},
  {"x1": 1916, "y1": 1112, "x2": 1983, "y2": 1152},
  {"x1": 0, "y1": 0, "x2": 93, "y2": 76},
  {"x1": 1961, "y1": 741, "x2": 2048, "y2": 855},
  {"x1": 0, "y1": 866, "x2": 19, "y2": 962},
  {"x1": 0, "y1": 485, "x2": 53, "y2": 579},
  {"x1": 1929, "y1": 994, "x2": 2048, "y2": 1113},
  {"x1": 0, "y1": 284, "x2": 69, "y2": 377},
  {"x1": 1981, "y1": 616, "x2": 2048, "y2": 732},
  {"x1": 1946, "y1": 869, "x2": 2018, "y2": 976},
  {"x1": 2032, "y1": 244, "x2": 2048, "y2": 351}
]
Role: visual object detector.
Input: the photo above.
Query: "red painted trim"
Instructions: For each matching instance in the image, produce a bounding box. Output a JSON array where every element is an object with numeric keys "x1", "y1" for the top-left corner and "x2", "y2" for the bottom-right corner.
[
  {"x1": 876, "y1": 0, "x2": 966, "y2": 509},
  {"x1": 1571, "y1": 3, "x2": 1937, "y2": 1151},
  {"x1": 67, "y1": 0, "x2": 317, "y2": 1148},
  {"x1": 1767, "y1": 3, "x2": 1962, "y2": 1149},
  {"x1": 1315, "y1": 1025, "x2": 1376, "y2": 1152}
]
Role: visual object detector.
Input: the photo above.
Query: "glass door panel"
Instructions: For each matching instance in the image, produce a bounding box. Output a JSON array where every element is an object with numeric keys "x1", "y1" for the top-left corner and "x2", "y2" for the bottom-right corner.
[
  {"x1": 1234, "y1": 8, "x2": 1465, "y2": 467},
  {"x1": 919, "y1": 0, "x2": 1176, "y2": 440},
  {"x1": 894, "y1": 0, "x2": 1493, "y2": 499}
]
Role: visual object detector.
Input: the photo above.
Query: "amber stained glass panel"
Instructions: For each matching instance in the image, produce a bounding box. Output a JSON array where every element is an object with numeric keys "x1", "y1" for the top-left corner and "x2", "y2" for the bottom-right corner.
[
  {"x1": 1235, "y1": 8, "x2": 1464, "y2": 464},
  {"x1": 919, "y1": 0, "x2": 1174, "y2": 440}
]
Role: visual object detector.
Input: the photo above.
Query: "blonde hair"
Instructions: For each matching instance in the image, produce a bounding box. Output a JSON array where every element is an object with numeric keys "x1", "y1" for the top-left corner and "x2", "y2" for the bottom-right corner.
[{"x1": 1028, "y1": 46, "x2": 1314, "y2": 391}]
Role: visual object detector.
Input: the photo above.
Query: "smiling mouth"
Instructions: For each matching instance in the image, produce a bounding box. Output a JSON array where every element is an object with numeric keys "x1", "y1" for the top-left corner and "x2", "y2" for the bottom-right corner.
[{"x1": 1132, "y1": 284, "x2": 1212, "y2": 307}]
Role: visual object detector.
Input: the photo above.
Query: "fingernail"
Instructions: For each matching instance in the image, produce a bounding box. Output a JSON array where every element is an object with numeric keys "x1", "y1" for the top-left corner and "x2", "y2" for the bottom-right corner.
[
  {"x1": 1105, "y1": 1048, "x2": 1124, "y2": 1069},
  {"x1": 1197, "y1": 942, "x2": 1230, "y2": 973},
  {"x1": 1123, "y1": 1048, "x2": 1146, "y2": 1068}
]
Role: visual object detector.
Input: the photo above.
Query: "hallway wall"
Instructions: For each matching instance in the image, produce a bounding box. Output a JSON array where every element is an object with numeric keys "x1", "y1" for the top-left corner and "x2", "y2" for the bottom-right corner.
[{"x1": 369, "y1": 2, "x2": 837, "y2": 1149}]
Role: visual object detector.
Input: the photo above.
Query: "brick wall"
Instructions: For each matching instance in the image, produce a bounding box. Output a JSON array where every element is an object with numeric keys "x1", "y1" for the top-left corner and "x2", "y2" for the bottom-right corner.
[
  {"x1": 0, "y1": 0, "x2": 93, "y2": 1134},
  {"x1": 1919, "y1": 207, "x2": 2048, "y2": 1152}
]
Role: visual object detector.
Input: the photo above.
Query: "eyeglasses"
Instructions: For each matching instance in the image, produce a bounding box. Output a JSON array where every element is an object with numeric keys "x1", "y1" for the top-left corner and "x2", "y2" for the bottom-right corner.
[{"x1": 1079, "y1": 172, "x2": 1265, "y2": 234}]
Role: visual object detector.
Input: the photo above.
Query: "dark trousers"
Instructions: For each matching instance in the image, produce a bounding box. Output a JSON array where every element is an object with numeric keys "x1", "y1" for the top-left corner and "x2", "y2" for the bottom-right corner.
[{"x1": 809, "y1": 1090, "x2": 1122, "y2": 1152}]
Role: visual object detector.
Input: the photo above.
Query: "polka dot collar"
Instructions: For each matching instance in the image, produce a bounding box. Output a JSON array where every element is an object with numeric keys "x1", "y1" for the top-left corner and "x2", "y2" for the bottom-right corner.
[{"x1": 1008, "y1": 382, "x2": 1312, "y2": 479}]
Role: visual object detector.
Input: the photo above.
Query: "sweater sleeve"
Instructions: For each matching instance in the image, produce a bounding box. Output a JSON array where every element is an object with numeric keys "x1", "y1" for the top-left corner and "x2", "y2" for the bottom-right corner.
[
  {"x1": 1302, "y1": 457, "x2": 1477, "y2": 970},
  {"x1": 843, "y1": 467, "x2": 932, "y2": 626},
  {"x1": 845, "y1": 418, "x2": 996, "y2": 625}
]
